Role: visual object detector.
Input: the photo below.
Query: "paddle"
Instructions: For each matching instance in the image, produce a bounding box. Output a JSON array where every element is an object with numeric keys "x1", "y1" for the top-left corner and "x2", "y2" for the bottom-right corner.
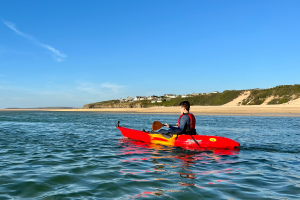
[
  {"x1": 152, "y1": 121, "x2": 176, "y2": 131},
  {"x1": 152, "y1": 121, "x2": 164, "y2": 131}
]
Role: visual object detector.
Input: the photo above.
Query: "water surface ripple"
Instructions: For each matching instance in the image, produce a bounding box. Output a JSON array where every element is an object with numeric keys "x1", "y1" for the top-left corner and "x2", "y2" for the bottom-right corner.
[{"x1": 0, "y1": 111, "x2": 299, "y2": 199}]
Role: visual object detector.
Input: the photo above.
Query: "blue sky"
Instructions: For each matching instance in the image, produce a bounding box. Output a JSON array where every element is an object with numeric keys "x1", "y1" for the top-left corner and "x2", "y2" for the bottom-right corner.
[{"x1": 1, "y1": 0, "x2": 300, "y2": 108}]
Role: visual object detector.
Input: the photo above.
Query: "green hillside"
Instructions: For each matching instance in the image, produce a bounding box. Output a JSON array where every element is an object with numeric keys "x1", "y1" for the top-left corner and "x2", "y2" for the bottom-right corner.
[
  {"x1": 242, "y1": 84, "x2": 300, "y2": 105},
  {"x1": 158, "y1": 90, "x2": 242, "y2": 106},
  {"x1": 83, "y1": 84, "x2": 300, "y2": 108},
  {"x1": 83, "y1": 90, "x2": 243, "y2": 108}
]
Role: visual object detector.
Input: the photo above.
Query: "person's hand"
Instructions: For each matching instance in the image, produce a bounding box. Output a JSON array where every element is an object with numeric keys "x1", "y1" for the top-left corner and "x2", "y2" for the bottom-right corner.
[
  {"x1": 176, "y1": 123, "x2": 178, "y2": 126},
  {"x1": 164, "y1": 123, "x2": 170, "y2": 128}
]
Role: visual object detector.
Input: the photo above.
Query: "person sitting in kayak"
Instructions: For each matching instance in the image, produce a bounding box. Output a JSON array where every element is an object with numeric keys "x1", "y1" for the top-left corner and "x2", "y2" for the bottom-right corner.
[{"x1": 158, "y1": 101, "x2": 196, "y2": 136}]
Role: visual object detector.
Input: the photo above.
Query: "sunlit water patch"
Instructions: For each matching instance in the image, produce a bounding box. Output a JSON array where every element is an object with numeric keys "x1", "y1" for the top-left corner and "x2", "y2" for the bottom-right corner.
[{"x1": 0, "y1": 111, "x2": 299, "y2": 199}]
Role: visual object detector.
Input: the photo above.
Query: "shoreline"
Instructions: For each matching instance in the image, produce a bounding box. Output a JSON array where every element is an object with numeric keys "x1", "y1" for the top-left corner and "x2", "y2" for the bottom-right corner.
[{"x1": 1, "y1": 105, "x2": 300, "y2": 117}]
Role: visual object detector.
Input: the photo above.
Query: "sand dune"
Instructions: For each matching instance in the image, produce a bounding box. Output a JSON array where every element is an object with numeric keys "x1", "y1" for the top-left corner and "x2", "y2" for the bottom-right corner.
[
  {"x1": 261, "y1": 96, "x2": 274, "y2": 105},
  {"x1": 223, "y1": 91, "x2": 250, "y2": 106},
  {"x1": 288, "y1": 97, "x2": 300, "y2": 105}
]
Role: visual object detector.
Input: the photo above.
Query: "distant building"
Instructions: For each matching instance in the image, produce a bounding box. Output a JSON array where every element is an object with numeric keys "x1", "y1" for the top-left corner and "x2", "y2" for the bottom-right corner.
[
  {"x1": 182, "y1": 94, "x2": 189, "y2": 98},
  {"x1": 134, "y1": 96, "x2": 142, "y2": 101},
  {"x1": 125, "y1": 96, "x2": 133, "y2": 102},
  {"x1": 214, "y1": 91, "x2": 219, "y2": 93},
  {"x1": 157, "y1": 98, "x2": 163, "y2": 103},
  {"x1": 142, "y1": 96, "x2": 148, "y2": 100},
  {"x1": 134, "y1": 96, "x2": 147, "y2": 101},
  {"x1": 164, "y1": 94, "x2": 177, "y2": 98},
  {"x1": 147, "y1": 96, "x2": 156, "y2": 100},
  {"x1": 190, "y1": 93, "x2": 200, "y2": 96},
  {"x1": 151, "y1": 100, "x2": 157, "y2": 103}
]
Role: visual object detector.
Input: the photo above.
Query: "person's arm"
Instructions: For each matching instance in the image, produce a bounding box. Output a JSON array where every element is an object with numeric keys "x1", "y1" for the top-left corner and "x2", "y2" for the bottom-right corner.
[
  {"x1": 164, "y1": 123, "x2": 178, "y2": 128},
  {"x1": 165, "y1": 115, "x2": 189, "y2": 131},
  {"x1": 159, "y1": 123, "x2": 181, "y2": 134},
  {"x1": 178, "y1": 115, "x2": 190, "y2": 131},
  {"x1": 164, "y1": 123, "x2": 180, "y2": 131}
]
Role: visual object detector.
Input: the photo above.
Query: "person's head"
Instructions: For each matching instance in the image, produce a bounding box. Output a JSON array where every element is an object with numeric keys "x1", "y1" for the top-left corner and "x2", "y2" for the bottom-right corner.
[{"x1": 179, "y1": 101, "x2": 190, "y2": 113}]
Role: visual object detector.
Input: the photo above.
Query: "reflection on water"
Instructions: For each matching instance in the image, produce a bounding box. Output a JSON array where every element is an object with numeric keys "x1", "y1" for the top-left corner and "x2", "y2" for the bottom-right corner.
[{"x1": 118, "y1": 138, "x2": 241, "y2": 197}]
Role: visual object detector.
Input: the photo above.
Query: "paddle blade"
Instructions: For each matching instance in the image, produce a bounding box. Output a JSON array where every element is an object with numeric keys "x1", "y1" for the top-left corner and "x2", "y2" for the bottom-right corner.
[{"x1": 152, "y1": 121, "x2": 164, "y2": 131}]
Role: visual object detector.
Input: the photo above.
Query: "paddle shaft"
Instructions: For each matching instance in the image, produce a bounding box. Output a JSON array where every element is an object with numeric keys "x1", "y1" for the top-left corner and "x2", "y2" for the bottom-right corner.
[
  {"x1": 164, "y1": 124, "x2": 176, "y2": 127},
  {"x1": 152, "y1": 121, "x2": 177, "y2": 131}
]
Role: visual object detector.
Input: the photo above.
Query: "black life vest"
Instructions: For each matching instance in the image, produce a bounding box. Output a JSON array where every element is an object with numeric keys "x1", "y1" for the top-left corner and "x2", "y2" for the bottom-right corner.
[{"x1": 178, "y1": 113, "x2": 196, "y2": 135}]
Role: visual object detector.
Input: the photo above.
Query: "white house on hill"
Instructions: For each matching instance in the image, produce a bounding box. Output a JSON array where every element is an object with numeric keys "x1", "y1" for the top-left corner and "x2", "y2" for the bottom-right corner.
[
  {"x1": 125, "y1": 96, "x2": 133, "y2": 102},
  {"x1": 134, "y1": 96, "x2": 142, "y2": 101},
  {"x1": 134, "y1": 96, "x2": 147, "y2": 101},
  {"x1": 164, "y1": 94, "x2": 177, "y2": 98},
  {"x1": 147, "y1": 96, "x2": 156, "y2": 100},
  {"x1": 157, "y1": 98, "x2": 163, "y2": 103}
]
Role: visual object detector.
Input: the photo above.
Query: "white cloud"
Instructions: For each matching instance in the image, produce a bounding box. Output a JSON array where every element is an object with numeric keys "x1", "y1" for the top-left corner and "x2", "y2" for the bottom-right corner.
[
  {"x1": 40, "y1": 44, "x2": 66, "y2": 62},
  {"x1": 76, "y1": 83, "x2": 101, "y2": 94},
  {"x1": 0, "y1": 81, "x2": 129, "y2": 108},
  {"x1": 77, "y1": 82, "x2": 127, "y2": 95},
  {"x1": 100, "y1": 82, "x2": 126, "y2": 94},
  {"x1": 3, "y1": 21, "x2": 66, "y2": 62}
]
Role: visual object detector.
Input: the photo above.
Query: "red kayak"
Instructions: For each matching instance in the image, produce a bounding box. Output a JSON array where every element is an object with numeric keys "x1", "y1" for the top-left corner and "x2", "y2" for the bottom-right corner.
[{"x1": 117, "y1": 122, "x2": 240, "y2": 149}]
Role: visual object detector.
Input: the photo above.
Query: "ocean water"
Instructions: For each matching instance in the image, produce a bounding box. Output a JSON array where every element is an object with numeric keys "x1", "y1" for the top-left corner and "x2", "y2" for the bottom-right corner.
[{"x1": 0, "y1": 111, "x2": 299, "y2": 200}]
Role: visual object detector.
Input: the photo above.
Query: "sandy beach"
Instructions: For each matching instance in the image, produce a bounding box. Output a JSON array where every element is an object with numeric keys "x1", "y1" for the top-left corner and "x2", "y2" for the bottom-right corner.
[
  {"x1": 3, "y1": 94, "x2": 300, "y2": 116},
  {"x1": 2, "y1": 104, "x2": 300, "y2": 117}
]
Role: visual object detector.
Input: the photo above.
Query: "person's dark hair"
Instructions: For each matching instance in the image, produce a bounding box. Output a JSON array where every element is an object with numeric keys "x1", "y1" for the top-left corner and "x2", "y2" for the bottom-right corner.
[{"x1": 180, "y1": 101, "x2": 190, "y2": 112}]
